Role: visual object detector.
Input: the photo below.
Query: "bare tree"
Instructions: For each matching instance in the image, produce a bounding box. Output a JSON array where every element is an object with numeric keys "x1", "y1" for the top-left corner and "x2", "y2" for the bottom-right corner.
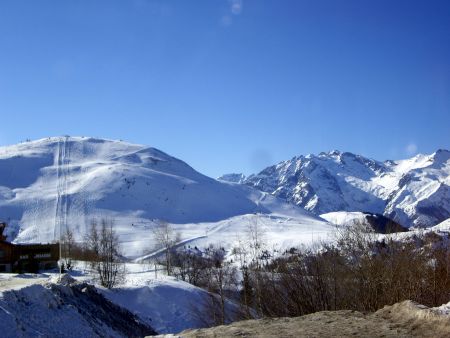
[
  {"x1": 245, "y1": 216, "x2": 267, "y2": 316},
  {"x1": 61, "y1": 227, "x2": 75, "y2": 271},
  {"x1": 82, "y1": 219, "x2": 100, "y2": 272},
  {"x1": 85, "y1": 218, "x2": 125, "y2": 288},
  {"x1": 232, "y1": 236, "x2": 253, "y2": 319},
  {"x1": 246, "y1": 216, "x2": 267, "y2": 269},
  {"x1": 171, "y1": 246, "x2": 212, "y2": 286},
  {"x1": 153, "y1": 221, "x2": 180, "y2": 276},
  {"x1": 334, "y1": 220, "x2": 377, "y2": 260},
  {"x1": 193, "y1": 245, "x2": 240, "y2": 326}
]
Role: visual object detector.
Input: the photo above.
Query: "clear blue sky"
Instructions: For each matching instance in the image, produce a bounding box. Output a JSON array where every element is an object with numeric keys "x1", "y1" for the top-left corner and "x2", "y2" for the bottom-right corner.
[{"x1": 0, "y1": 0, "x2": 449, "y2": 177}]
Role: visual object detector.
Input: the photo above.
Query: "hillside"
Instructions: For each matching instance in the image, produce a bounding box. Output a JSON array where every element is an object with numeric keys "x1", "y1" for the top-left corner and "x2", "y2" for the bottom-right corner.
[
  {"x1": 174, "y1": 301, "x2": 450, "y2": 338},
  {"x1": 0, "y1": 266, "x2": 240, "y2": 336},
  {"x1": 0, "y1": 137, "x2": 333, "y2": 258}
]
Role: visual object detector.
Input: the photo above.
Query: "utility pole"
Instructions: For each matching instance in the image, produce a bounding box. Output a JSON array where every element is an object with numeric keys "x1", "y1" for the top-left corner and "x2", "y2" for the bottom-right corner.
[
  {"x1": 58, "y1": 137, "x2": 63, "y2": 282},
  {"x1": 59, "y1": 221, "x2": 62, "y2": 281},
  {"x1": 58, "y1": 135, "x2": 68, "y2": 282}
]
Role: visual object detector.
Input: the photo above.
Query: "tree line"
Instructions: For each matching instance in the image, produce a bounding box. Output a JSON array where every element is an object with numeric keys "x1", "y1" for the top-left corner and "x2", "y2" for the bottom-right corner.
[{"x1": 166, "y1": 221, "x2": 450, "y2": 326}]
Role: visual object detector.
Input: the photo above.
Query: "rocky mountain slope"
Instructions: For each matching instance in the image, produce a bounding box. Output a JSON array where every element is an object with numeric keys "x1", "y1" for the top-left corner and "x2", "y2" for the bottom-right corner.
[{"x1": 228, "y1": 150, "x2": 450, "y2": 228}]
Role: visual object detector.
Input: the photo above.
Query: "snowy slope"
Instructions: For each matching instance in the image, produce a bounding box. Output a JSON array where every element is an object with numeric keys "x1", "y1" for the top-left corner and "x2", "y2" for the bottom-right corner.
[
  {"x1": 320, "y1": 211, "x2": 369, "y2": 227},
  {"x1": 243, "y1": 150, "x2": 450, "y2": 228},
  {"x1": 0, "y1": 137, "x2": 332, "y2": 258},
  {"x1": 99, "y1": 276, "x2": 242, "y2": 334},
  {"x1": 176, "y1": 213, "x2": 333, "y2": 256},
  {"x1": 217, "y1": 173, "x2": 246, "y2": 184},
  {"x1": 431, "y1": 218, "x2": 450, "y2": 232},
  {"x1": 100, "y1": 279, "x2": 206, "y2": 334},
  {"x1": 0, "y1": 267, "x2": 240, "y2": 336}
]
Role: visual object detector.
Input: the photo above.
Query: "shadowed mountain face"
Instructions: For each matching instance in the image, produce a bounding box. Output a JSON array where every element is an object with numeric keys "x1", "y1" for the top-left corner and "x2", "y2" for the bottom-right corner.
[
  {"x1": 362, "y1": 213, "x2": 408, "y2": 234},
  {"x1": 320, "y1": 211, "x2": 408, "y2": 234},
  {"x1": 222, "y1": 150, "x2": 450, "y2": 228}
]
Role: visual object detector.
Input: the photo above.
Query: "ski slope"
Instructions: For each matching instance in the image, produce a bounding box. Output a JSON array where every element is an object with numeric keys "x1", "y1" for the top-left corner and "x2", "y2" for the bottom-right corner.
[{"x1": 0, "y1": 137, "x2": 334, "y2": 258}]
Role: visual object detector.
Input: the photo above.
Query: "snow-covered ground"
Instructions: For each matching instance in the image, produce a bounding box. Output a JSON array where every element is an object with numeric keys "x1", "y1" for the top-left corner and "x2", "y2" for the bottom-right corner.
[
  {"x1": 0, "y1": 262, "x2": 240, "y2": 336},
  {"x1": 1, "y1": 137, "x2": 447, "y2": 336},
  {"x1": 320, "y1": 211, "x2": 368, "y2": 227},
  {"x1": 135, "y1": 212, "x2": 334, "y2": 262},
  {"x1": 0, "y1": 219, "x2": 448, "y2": 337},
  {"x1": 432, "y1": 218, "x2": 450, "y2": 232},
  {"x1": 0, "y1": 270, "x2": 154, "y2": 337}
]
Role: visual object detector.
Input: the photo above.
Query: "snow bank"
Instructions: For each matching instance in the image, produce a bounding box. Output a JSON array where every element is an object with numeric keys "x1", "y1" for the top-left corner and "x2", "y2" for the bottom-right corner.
[
  {"x1": 320, "y1": 211, "x2": 368, "y2": 227},
  {"x1": 0, "y1": 279, "x2": 155, "y2": 337},
  {"x1": 100, "y1": 277, "x2": 239, "y2": 334}
]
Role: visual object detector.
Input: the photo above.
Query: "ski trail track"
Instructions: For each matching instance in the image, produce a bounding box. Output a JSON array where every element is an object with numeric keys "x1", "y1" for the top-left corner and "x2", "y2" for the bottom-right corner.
[{"x1": 54, "y1": 136, "x2": 69, "y2": 241}]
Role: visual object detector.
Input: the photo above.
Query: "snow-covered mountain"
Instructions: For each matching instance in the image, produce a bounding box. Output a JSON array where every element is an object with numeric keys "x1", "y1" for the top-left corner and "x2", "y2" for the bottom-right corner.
[
  {"x1": 237, "y1": 150, "x2": 450, "y2": 228},
  {"x1": 0, "y1": 137, "x2": 333, "y2": 258}
]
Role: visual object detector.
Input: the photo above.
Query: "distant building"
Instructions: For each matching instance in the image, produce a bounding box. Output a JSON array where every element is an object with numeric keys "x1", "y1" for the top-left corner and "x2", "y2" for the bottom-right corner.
[{"x1": 0, "y1": 222, "x2": 59, "y2": 273}]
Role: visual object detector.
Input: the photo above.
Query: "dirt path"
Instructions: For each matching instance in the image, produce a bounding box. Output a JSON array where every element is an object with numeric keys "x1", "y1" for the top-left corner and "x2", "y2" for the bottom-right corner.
[{"x1": 172, "y1": 301, "x2": 450, "y2": 338}]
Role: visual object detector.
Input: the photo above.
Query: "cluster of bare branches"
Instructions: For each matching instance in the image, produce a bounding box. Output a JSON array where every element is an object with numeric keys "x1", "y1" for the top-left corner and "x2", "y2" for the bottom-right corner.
[
  {"x1": 152, "y1": 221, "x2": 180, "y2": 276},
  {"x1": 166, "y1": 218, "x2": 269, "y2": 326},
  {"x1": 239, "y1": 226, "x2": 450, "y2": 318},
  {"x1": 60, "y1": 218, "x2": 126, "y2": 289},
  {"x1": 61, "y1": 227, "x2": 75, "y2": 271},
  {"x1": 167, "y1": 219, "x2": 450, "y2": 326},
  {"x1": 82, "y1": 218, "x2": 126, "y2": 288},
  {"x1": 61, "y1": 218, "x2": 125, "y2": 289}
]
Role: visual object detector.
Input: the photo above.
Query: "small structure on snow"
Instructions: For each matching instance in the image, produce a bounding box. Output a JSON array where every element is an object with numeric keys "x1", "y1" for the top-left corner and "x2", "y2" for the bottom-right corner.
[{"x1": 0, "y1": 222, "x2": 59, "y2": 273}]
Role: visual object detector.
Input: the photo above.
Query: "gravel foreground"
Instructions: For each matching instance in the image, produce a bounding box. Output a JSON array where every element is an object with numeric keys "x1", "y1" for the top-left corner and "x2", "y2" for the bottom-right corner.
[{"x1": 157, "y1": 301, "x2": 450, "y2": 338}]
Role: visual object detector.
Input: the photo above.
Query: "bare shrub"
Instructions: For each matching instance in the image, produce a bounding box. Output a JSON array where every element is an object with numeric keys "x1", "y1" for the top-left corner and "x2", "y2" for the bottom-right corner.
[
  {"x1": 152, "y1": 221, "x2": 180, "y2": 276},
  {"x1": 61, "y1": 227, "x2": 75, "y2": 271}
]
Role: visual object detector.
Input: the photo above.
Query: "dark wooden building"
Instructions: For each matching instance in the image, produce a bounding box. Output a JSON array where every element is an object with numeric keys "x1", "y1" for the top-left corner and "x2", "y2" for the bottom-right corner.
[{"x1": 0, "y1": 222, "x2": 59, "y2": 273}]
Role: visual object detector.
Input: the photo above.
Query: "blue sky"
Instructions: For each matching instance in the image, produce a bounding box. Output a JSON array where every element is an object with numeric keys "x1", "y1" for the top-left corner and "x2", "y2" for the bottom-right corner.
[{"x1": 0, "y1": 0, "x2": 449, "y2": 177}]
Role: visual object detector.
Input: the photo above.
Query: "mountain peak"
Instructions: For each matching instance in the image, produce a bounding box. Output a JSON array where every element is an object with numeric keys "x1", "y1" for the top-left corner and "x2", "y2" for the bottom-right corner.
[
  {"x1": 318, "y1": 150, "x2": 342, "y2": 158},
  {"x1": 328, "y1": 149, "x2": 342, "y2": 156},
  {"x1": 432, "y1": 149, "x2": 450, "y2": 162},
  {"x1": 243, "y1": 149, "x2": 450, "y2": 228}
]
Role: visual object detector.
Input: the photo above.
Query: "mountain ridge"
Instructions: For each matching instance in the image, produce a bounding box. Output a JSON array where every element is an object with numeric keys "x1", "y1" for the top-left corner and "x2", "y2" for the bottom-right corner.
[{"x1": 221, "y1": 149, "x2": 450, "y2": 228}]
